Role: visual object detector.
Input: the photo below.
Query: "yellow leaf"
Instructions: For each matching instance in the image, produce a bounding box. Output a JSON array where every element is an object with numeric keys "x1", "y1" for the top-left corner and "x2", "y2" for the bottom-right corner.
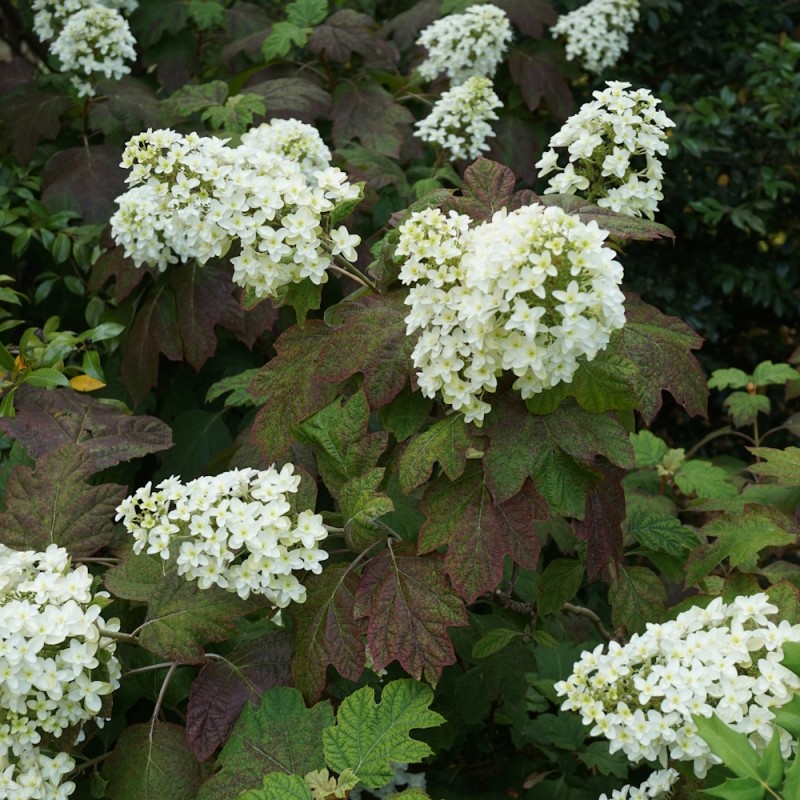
[{"x1": 69, "y1": 375, "x2": 106, "y2": 392}]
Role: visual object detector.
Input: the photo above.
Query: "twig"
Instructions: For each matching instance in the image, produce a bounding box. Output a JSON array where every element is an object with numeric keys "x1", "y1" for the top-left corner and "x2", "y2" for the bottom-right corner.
[
  {"x1": 563, "y1": 602, "x2": 613, "y2": 641},
  {"x1": 122, "y1": 662, "x2": 175, "y2": 678},
  {"x1": 149, "y1": 662, "x2": 178, "y2": 741}
]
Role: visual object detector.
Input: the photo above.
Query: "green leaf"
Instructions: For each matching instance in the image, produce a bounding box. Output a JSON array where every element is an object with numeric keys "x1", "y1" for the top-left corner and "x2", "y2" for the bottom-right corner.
[
  {"x1": 167, "y1": 80, "x2": 229, "y2": 116},
  {"x1": 186, "y1": 0, "x2": 226, "y2": 30},
  {"x1": 23, "y1": 367, "x2": 69, "y2": 388},
  {"x1": 278, "y1": 278, "x2": 323, "y2": 324},
  {"x1": 398, "y1": 414, "x2": 478, "y2": 493},
  {"x1": 295, "y1": 391, "x2": 388, "y2": 497},
  {"x1": 262, "y1": 22, "x2": 310, "y2": 61},
  {"x1": 471, "y1": 627, "x2": 522, "y2": 659},
  {"x1": 783, "y1": 753, "x2": 800, "y2": 800},
  {"x1": 626, "y1": 511, "x2": 699, "y2": 556},
  {"x1": 103, "y1": 722, "x2": 202, "y2": 800},
  {"x1": 709, "y1": 367, "x2": 751, "y2": 390},
  {"x1": 239, "y1": 773, "x2": 313, "y2": 800},
  {"x1": 286, "y1": 0, "x2": 328, "y2": 27},
  {"x1": 748, "y1": 447, "x2": 800, "y2": 486},
  {"x1": 377, "y1": 384, "x2": 432, "y2": 442},
  {"x1": 752, "y1": 360, "x2": 799, "y2": 387},
  {"x1": 0, "y1": 341, "x2": 15, "y2": 371},
  {"x1": 198, "y1": 687, "x2": 332, "y2": 800},
  {"x1": 322, "y1": 679, "x2": 444, "y2": 788},
  {"x1": 693, "y1": 713, "x2": 760, "y2": 780},
  {"x1": 630, "y1": 430, "x2": 669, "y2": 468},
  {"x1": 329, "y1": 180, "x2": 365, "y2": 227},
  {"x1": 773, "y1": 695, "x2": 800, "y2": 739},
  {"x1": 685, "y1": 508, "x2": 796, "y2": 586},
  {"x1": 419, "y1": 466, "x2": 546, "y2": 603},
  {"x1": 206, "y1": 369, "x2": 260, "y2": 408},
  {"x1": 339, "y1": 468, "x2": 394, "y2": 551},
  {"x1": 105, "y1": 553, "x2": 260, "y2": 663},
  {"x1": 756, "y1": 726, "x2": 784, "y2": 788},
  {"x1": 701, "y1": 776, "x2": 766, "y2": 800},
  {"x1": 674, "y1": 460, "x2": 738, "y2": 499},
  {"x1": 536, "y1": 558, "x2": 584, "y2": 615},
  {"x1": 781, "y1": 641, "x2": 800, "y2": 678},
  {"x1": 156, "y1": 409, "x2": 232, "y2": 482},
  {"x1": 354, "y1": 545, "x2": 467, "y2": 683},
  {"x1": 724, "y1": 392, "x2": 770, "y2": 427},
  {"x1": 609, "y1": 565, "x2": 666, "y2": 634}
]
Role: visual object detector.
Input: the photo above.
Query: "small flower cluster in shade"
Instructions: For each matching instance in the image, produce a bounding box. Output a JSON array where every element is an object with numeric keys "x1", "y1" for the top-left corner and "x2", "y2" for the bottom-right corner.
[
  {"x1": 115, "y1": 465, "x2": 329, "y2": 607},
  {"x1": 551, "y1": 0, "x2": 640, "y2": 74},
  {"x1": 413, "y1": 4, "x2": 511, "y2": 162},
  {"x1": 110, "y1": 122, "x2": 361, "y2": 299},
  {"x1": 32, "y1": 0, "x2": 138, "y2": 97},
  {"x1": 536, "y1": 82, "x2": 675, "y2": 220},
  {"x1": 414, "y1": 76, "x2": 502, "y2": 161},
  {"x1": 397, "y1": 203, "x2": 625, "y2": 424},
  {"x1": 556, "y1": 594, "x2": 800, "y2": 785},
  {"x1": 0, "y1": 543, "x2": 122, "y2": 800},
  {"x1": 416, "y1": 4, "x2": 513, "y2": 84}
]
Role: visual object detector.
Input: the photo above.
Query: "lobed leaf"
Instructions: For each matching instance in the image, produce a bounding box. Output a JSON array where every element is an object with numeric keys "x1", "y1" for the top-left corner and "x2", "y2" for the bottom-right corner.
[
  {"x1": 748, "y1": 446, "x2": 800, "y2": 486},
  {"x1": 339, "y1": 468, "x2": 395, "y2": 551},
  {"x1": 508, "y1": 45, "x2": 573, "y2": 118},
  {"x1": 609, "y1": 565, "x2": 666, "y2": 634},
  {"x1": 308, "y1": 10, "x2": 398, "y2": 66},
  {"x1": 674, "y1": 459, "x2": 738, "y2": 500},
  {"x1": 626, "y1": 511, "x2": 700, "y2": 557},
  {"x1": 239, "y1": 773, "x2": 313, "y2": 800}
]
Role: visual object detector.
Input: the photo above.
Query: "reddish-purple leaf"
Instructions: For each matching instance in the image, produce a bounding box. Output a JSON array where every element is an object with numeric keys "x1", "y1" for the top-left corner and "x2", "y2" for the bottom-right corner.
[
  {"x1": 383, "y1": 0, "x2": 438, "y2": 49},
  {"x1": 90, "y1": 76, "x2": 163, "y2": 139},
  {"x1": 508, "y1": 45, "x2": 574, "y2": 119},
  {"x1": 309, "y1": 10, "x2": 399, "y2": 67},
  {"x1": 0, "y1": 446, "x2": 125, "y2": 556},
  {"x1": 249, "y1": 321, "x2": 341, "y2": 462},
  {"x1": 488, "y1": 115, "x2": 545, "y2": 185},
  {"x1": 573, "y1": 464, "x2": 627, "y2": 580},
  {"x1": 354, "y1": 544, "x2": 468, "y2": 683},
  {"x1": 442, "y1": 157, "x2": 516, "y2": 222},
  {"x1": 0, "y1": 385, "x2": 172, "y2": 470},
  {"x1": 289, "y1": 565, "x2": 365, "y2": 703},
  {"x1": 186, "y1": 631, "x2": 293, "y2": 762},
  {"x1": 88, "y1": 246, "x2": 150, "y2": 303},
  {"x1": 493, "y1": 0, "x2": 557, "y2": 37},
  {"x1": 0, "y1": 83, "x2": 71, "y2": 163},
  {"x1": 418, "y1": 466, "x2": 547, "y2": 602},
  {"x1": 613, "y1": 293, "x2": 708, "y2": 423},
  {"x1": 245, "y1": 77, "x2": 331, "y2": 122},
  {"x1": 317, "y1": 292, "x2": 418, "y2": 409},
  {"x1": 331, "y1": 81, "x2": 414, "y2": 158},
  {"x1": 0, "y1": 57, "x2": 35, "y2": 96}
]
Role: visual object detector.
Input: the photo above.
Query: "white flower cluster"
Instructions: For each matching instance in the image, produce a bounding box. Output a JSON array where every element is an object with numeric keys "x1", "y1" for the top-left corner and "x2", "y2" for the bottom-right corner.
[
  {"x1": 551, "y1": 0, "x2": 640, "y2": 74},
  {"x1": 397, "y1": 203, "x2": 625, "y2": 424},
  {"x1": 32, "y1": 0, "x2": 138, "y2": 98},
  {"x1": 556, "y1": 594, "x2": 800, "y2": 782},
  {"x1": 0, "y1": 543, "x2": 122, "y2": 800},
  {"x1": 416, "y1": 4, "x2": 513, "y2": 84},
  {"x1": 536, "y1": 82, "x2": 675, "y2": 220},
  {"x1": 110, "y1": 123, "x2": 361, "y2": 298},
  {"x1": 599, "y1": 769, "x2": 679, "y2": 800},
  {"x1": 115, "y1": 465, "x2": 329, "y2": 607},
  {"x1": 414, "y1": 76, "x2": 502, "y2": 161}
]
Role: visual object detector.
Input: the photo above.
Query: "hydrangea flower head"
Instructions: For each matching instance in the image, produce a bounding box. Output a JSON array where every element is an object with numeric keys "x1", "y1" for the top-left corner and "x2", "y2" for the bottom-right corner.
[
  {"x1": 32, "y1": 0, "x2": 138, "y2": 41},
  {"x1": 115, "y1": 465, "x2": 329, "y2": 607},
  {"x1": 556, "y1": 594, "x2": 800, "y2": 782},
  {"x1": 536, "y1": 81, "x2": 675, "y2": 219},
  {"x1": 552, "y1": 0, "x2": 640, "y2": 74},
  {"x1": 414, "y1": 76, "x2": 502, "y2": 162},
  {"x1": 397, "y1": 202, "x2": 625, "y2": 423},
  {"x1": 416, "y1": 3, "x2": 513, "y2": 84}
]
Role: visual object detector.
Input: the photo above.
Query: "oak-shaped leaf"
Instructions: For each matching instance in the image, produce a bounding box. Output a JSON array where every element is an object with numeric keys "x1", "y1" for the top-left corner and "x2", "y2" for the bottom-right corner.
[
  {"x1": 573, "y1": 464, "x2": 626, "y2": 580},
  {"x1": 0, "y1": 83, "x2": 72, "y2": 163},
  {"x1": 441, "y1": 157, "x2": 519, "y2": 222},
  {"x1": 609, "y1": 293, "x2": 707, "y2": 424},
  {"x1": 419, "y1": 466, "x2": 547, "y2": 603},
  {"x1": 246, "y1": 78, "x2": 331, "y2": 122},
  {"x1": 295, "y1": 390, "x2": 388, "y2": 497},
  {"x1": 340, "y1": 468, "x2": 395, "y2": 551},
  {"x1": 625, "y1": 511, "x2": 700, "y2": 558},
  {"x1": 105, "y1": 552, "x2": 262, "y2": 663},
  {"x1": 317, "y1": 292, "x2": 417, "y2": 409},
  {"x1": 508, "y1": 44, "x2": 573, "y2": 119},
  {"x1": 186, "y1": 631, "x2": 293, "y2": 762},
  {"x1": 609, "y1": 565, "x2": 666, "y2": 635},
  {"x1": 103, "y1": 722, "x2": 202, "y2": 800},
  {"x1": 748, "y1": 446, "x2": 800, "y2": 486},
  {"x1": 398, "y1": 414, "x2": 479, "y2": 494},
  {"x1": 249, "y1": 321, "x2": 341, "y2": 462},
  {"x1": 354, "y1": 544, "x2": 468, "y2": 683},
  {"x1": 0, "y1": 445, "x2": 125, "y2": 556},
  {"x1": 382, "y1": 0, "x2": 438, "y2": 49},
  {"x1": 323, "y1": 679, "x2": 444, "y2": 788},
  {"x1": 289, "y1": 565, "x2": 364, "y2": 703},
  {"x1": 482, "y1": 394, "x2": 632, "y2": 516},
  {"x1": 240, "y1": 773, "x2": 312, "y2": 800},
  {"x1": 331, "y1": 82, "x2": 414, "y2": 158},
  {"x1": 493, "y1": 0, "x2": 557, "y2": 37},
  {"x1": 197, "y1": 687, "x2": 332, "y2": 800},
  {"x1": 308, "y1": 10, "x2": 398, "y2": 67},
  {"x1": 377, "y1": 383, "x2": 432, "y2": 442},
  {"x1": 0, "y1": 385, "x2": 172, "y2": 470},
  {"x1": 88, "y1": 245, "x2": 150, "y2": 303}
]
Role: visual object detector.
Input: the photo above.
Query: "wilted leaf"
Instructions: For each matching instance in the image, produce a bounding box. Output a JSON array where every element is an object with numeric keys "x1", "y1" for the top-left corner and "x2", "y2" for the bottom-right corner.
[
  {"x1": 289, "y1": 565, "x2": 364, "y2": 703},
  {"x1": 186, "y1": 631, "x2": 293, "y2": 762},
  {"x1": 197, "y1": 687, "x2": 332, "y2": 800},
  {"x1": 317, "y1": 292, "x2": 417, "y2": 408},
  {"x1": 0, "y1": 384, "x2": 172, "y2": 470},
  {"x1": 104, "y1": 722, "x2": 202, "y2": 800},
  {"x1": 419, "y1": 467, "x2": 546, "y2": 602},
  {"x1": 0, "y1": 446, "x2": 124, "y2": 556},
  {"x1": 354, "y1": 544, "x2": 467, "y2": 683},
  {"x1": 609, "y1": 565, "x2": 666, "y2": 634},
  {"x1": 323, "y1": 680, "x2": 444, "y2": 788}
]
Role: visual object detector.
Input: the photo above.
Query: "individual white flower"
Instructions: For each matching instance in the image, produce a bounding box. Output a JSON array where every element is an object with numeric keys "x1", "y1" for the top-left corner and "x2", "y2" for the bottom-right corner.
[
  {"x1": 49, "y1": 4, "x2": 137, "y2": 97},
  {"x1": 116, "y1": 465, "x2": 329, "y2": 606},
  {"x1": 417, "y1": 3, "x2": 513, "y2": 84},
  {"x1": 536, "y1": 81, "x2": 675, "y2": 219},
  {"x1": 552, "y1": 0, "x2": 640, "y2": 74},
  {"x1": 415, "y1": 76, "x2": 502, "y2": 162},
  {"x1": 329, "y1": 226, "x2": 361, "y2": 262}
]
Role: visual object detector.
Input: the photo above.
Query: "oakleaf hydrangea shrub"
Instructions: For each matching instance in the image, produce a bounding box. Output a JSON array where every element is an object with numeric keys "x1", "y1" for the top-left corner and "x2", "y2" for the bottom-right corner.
[
  {"x1": 536, "y1": 82, "x2": 675, "y2": 219},
  {"x1": 0, "y1": 543, "x2": 122, "y2": 799},
  {"x1": 32, "y1": 0, "x2": 138, "y2": 97},
  {"x1": 115, "y1": 465, "x2": 329, "y2": 606},
  {"x1": 397, "y1": 203, "x2": 626, "y2": 423},
  {"x1": 552, "y1": 0, "x2": 640, "y2": 74},
  {"x1": 556, "y1": 594, "x2": 800, "y2": 785},
  {"x1": 110, "y1": 123, "x2": 362, "y2": 298},
  {"x1": 413, "y1": 76, "x2": 503, "y2": 161},
  {"x1": 416, "y1": 3, "x2": 513, "y2": 85}
]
